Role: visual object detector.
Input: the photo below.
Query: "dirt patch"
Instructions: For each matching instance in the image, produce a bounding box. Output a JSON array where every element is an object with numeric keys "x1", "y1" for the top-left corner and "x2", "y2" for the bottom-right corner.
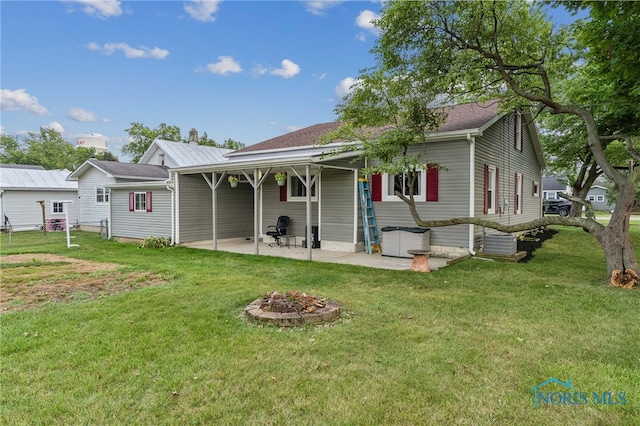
[{"x1": 0, "y1": 254, "x2": 169, "y2": 313}]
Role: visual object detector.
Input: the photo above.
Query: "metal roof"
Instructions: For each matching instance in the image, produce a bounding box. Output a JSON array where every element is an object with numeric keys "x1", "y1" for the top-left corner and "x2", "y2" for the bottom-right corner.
[
  {"x1": 0, "y1": 167, "x2": 77, "y2": 190},
  {"x1": 140, "y1": 140, "x2": 232, "y2": 167}
]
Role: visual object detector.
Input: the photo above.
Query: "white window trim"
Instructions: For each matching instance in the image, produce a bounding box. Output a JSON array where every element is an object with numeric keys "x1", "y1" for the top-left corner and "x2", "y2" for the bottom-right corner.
[
  {"x1": 587, "y1": 195, "x2": 596, "y2": 201},
  {"x1": 51, "y1": 201, "x2": 64, "y2": 215},
  {"x1": 596, "y1": 195, "x2": 605, "y2": 202},
  {"x1": 515, "y1": 112, "x2": 523, "y2": 151},
  {"x1": 515, "y1": 172, "x2": 523, "y2": 215},
  {"x1": 287, "y1": 175, "x2": 318, "y2": 202},
  {"x1": 96, "y1": 186, "x2": 109, "y2": 204},
  {"x1": 382, "y1": 171, "x2": 426, "y2": 202},
  {"x1": 487, "y1": 166, "x2": 497, "y2": 214},
  {"x1": 134, "y1": 192, "x2": 147, "y2": 212},
  {"x1": 532, "y1": 180, "x2": 540, "y2": 198}
]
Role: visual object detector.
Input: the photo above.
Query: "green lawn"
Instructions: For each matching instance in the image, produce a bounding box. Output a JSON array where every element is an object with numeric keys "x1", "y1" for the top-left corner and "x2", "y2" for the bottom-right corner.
[{"x1": 1, "y1": 225, "x2": 639, "y2": 425}]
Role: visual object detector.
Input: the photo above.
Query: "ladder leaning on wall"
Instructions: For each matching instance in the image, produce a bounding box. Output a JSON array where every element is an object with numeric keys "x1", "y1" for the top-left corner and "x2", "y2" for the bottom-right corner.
[{"x1": 358, "y1": 178, "x2": 380, "y2": 254}]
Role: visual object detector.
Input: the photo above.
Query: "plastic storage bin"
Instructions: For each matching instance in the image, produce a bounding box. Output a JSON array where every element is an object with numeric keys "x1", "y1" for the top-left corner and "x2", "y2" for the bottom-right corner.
[{"x1": 381, "y1": 226, "x2": 430, "y2": 258}]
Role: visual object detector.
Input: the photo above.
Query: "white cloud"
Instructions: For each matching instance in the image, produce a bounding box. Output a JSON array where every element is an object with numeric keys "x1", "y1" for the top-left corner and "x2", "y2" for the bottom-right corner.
[
  {"x1": 335, "y1": 77, "x2": 361, "y2": 99},
  {"x1": 184, "y1": 0, "x2": 222, "y2": 23},
  {"x1": 285, "y1": 125, "x2": 300, "y2": 133},
  {"x1": 0, "y1": 89, "x2": 50, "y2": 115},
  {"x1": 87, "y1": 42, "x2": 169, "y2": 59},
  {"x1": 205, "y1": 56, "x2": 242, "y2": 75},
  {"x1": 252, "y1": 64, "x2": 268, "y2": 77},
  {"x1": 67, "y1": 108, "x2": 109, "y2": 122},
  {"x1": 356, "y1": 9, "x2": 380, "y2": 33},
  {"x1": 45, "y1": 121, "x2": 65, "y2": 133},
  {"x1": 304, "y1": 0, "x2": 343, "y2": 16},
  {"x1": 270, "y1": 59, "x2": 300, "y2": 78},
  {"x1": 65, "y1": 0, "x2": 122, "y2": 19}
]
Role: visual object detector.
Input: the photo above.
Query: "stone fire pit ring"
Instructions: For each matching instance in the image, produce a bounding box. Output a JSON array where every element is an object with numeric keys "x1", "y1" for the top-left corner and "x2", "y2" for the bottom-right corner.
[{"x1": 245, "y1": 291, "x2": 341, "y2": 327}]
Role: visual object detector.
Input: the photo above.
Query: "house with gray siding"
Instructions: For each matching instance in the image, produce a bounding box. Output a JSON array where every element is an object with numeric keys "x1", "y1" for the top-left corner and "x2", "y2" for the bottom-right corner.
[
  {"x1": 67, "y1": 160, "x2": 169, "y2": 232},
  {"x1": 67, "y1": 140, "x2": 231, "y2": 238},
  {"x1": 170, "y1": 100, "x2": 545, "y2": 259},
  {"x1": 587, "y1": 185, "x2": 615, "y2": 211},
  {"x1": 0, "y1": 165, "x2": 78, "y2": 231}
]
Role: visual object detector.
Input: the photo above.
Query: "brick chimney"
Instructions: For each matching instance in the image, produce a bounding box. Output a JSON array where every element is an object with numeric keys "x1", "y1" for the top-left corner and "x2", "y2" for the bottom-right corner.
[{"x1": 188, "y1": 128, "x2": 198, "y2": 144}]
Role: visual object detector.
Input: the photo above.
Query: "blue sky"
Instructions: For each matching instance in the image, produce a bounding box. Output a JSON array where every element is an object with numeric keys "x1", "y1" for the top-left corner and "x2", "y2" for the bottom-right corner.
[
  {"x1": 1, "y1": 1, "x2": 580, "y2": 162},
  {"x1": 1, "y1": 0, "x2": 381, "y2": 160}
]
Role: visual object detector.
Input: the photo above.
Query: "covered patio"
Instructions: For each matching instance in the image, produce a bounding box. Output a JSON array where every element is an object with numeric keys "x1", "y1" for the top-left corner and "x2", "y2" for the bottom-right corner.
[{"x1": 181, "y1": 238, "x2": 452, "y2": 271}]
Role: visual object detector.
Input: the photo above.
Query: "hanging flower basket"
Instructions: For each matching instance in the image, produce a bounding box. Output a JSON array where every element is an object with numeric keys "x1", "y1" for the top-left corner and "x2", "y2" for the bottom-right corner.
[
  {"x1": 274, "y1": 172, "x2": 286, "y2": 186},
  {"x1": 228, "y1": 176, "x2": 239, "y2": 187}
]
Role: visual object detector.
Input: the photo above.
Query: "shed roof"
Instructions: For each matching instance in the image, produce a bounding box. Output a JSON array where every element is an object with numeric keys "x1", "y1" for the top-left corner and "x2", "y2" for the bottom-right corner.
[
  {"x1": 66, "y1": 159, "x2": 169, "y2": 181},
  {"x1": 0, "y1": 167, "x2": 77, "y2": 190}
]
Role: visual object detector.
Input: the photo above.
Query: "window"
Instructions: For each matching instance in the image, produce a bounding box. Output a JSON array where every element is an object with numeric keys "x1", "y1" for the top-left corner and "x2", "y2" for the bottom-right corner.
[
  {"x1": 288, "y1": 175, "x2": 317, "y2": 202},
  {"x1": 532, "y1": 181, "x2": 540, "y2": 198},
  {"x1": 596, "y1": 195, "x2": 605, "y2": 202},
  {"x1": 514, "y1": 111, "x2": 523, "y2": 151},
  {"x1": 514, "y1": 173, "x2": 523, "y2": 214},
  {"x1": 129, "y1": 192, "x2": 153, "y2": 212},
  {"x1": 484, "y1": 165, "x2": 499, "y2": 214},
  {"x1": 587, "y1": 195, "x2": 596, "y2": 202},
  {"x1": 96, "y1": 187, "x2": 109, "y2": 203},
  {"x1": 52, "y1": 201, "x2": 64, "y2": 214},
  {"x1": 385, "y1": 171, "x2": 423, "y2": 200}
]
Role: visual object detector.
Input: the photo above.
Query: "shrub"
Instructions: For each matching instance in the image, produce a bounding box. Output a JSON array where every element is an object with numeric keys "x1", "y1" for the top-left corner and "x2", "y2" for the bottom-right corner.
[{"x1": 138, "y1": 236, "x2": 172, "y2": 249}]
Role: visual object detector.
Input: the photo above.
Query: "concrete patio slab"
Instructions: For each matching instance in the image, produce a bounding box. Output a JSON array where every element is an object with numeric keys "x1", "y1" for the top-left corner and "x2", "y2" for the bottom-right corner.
[{"x1": 182, "y1": 238, "x2": 453, "y2": 271}]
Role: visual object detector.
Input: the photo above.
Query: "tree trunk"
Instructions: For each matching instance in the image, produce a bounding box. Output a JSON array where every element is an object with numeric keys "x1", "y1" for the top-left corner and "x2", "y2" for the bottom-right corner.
[{"x1": 597, "y1": 179, "x2": 639, "y2": 277}]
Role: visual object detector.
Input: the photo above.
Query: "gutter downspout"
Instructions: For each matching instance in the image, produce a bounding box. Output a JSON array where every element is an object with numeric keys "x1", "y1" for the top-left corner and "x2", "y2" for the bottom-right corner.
[
  {"x1": 467, "y1": 133, "x2": 476, "y2": 255},
  {"x1": 165, "y1": 173, "x2": 175, "y2": 245}
]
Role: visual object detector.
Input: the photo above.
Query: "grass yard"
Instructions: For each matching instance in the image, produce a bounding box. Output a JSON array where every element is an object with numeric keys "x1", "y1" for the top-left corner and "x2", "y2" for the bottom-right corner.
[{"x1": 1, "y1": 224, "x2": 639, "y2": 425}]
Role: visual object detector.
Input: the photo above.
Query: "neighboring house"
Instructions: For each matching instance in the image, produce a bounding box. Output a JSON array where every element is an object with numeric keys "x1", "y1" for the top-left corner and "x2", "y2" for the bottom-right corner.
[
  {"x1": 170, "y1": 100, "x2": 545, "y2": 258},
  {"x1": 0, "y1": 165, "x2": 78, "y2": 231},
  {"x1": 587, "y1": 185, "x2": 615, "y2": 211},
  {"x1": 66, "y1": 160, "x2": 170, "y2": 232},
  {"x1": 542, "y1": 177, "x2": 616, "y2": 211},
  {"x1": 542, "y1": 176, "x2": 570, "y2": 200}
]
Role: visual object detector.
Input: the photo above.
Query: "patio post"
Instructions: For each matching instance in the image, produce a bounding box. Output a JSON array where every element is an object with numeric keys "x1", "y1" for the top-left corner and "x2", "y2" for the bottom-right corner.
[
  {"x1": 306, "y1": 164, "x2": 312, "y2": 260},
  {"x1": 254, "y1": 167, "x2": 260, "y2": 255}
]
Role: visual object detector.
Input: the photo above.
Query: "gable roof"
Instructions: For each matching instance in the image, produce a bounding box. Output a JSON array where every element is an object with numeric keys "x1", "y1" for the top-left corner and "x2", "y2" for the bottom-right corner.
[
  {"x1": 66, "y1": 159, "x2": 169, "y2": 181},
  {"x1": 230, "y1": 100, "x2": 501, "y2": 156},
  {"x1": 542, "y1": 177, "x2": 568, "y2": 191},
  {"x1": 139, "y1": 139, "x2": 232, "y2": 167},
  {"x1": 0, "y1": 167, "x2": 77, "y2": 190}
]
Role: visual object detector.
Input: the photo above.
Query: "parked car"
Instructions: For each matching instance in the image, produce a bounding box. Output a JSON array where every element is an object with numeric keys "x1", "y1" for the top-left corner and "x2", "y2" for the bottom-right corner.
[{"x1": 543, "y1": 199, "x2": 572, "y2": 216}]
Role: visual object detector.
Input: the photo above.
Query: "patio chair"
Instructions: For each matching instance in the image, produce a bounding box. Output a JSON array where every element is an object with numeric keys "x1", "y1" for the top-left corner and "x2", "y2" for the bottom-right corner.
[{"x1": 266, "y1": 216, "x2": 290, "y2": 247}]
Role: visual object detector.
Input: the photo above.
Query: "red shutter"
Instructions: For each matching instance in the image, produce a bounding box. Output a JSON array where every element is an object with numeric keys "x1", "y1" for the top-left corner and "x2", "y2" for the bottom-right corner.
[
  {"x1": 146, "y1": 192, "x2": 152, "y2": 212},
  {"x1": 495, "y1": 167, "x2": 500, "y2": 213},
  {"x1": 426, "y1": 164, "x2": 439, "y2": 202},
  {"x1": 280, "y1": 185, "x2": 287, "y2": 202},
  {"x1": 371, "y1": 173, "x2": 382, "y2": 202},
  {"x1": 129, "y1": 192, "x2": 134, "y2": 212},
  {"x1": 483, "y1": 164, "x2": 489, "y2": 214}
]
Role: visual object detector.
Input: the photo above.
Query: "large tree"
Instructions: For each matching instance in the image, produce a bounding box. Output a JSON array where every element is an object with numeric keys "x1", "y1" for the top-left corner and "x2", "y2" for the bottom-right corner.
[
  {"x1": 1, "y1": 128, "x2": 97, "y2": 170},
  {"x1": 334, "y1": 1, "x2": 639, "y2": 283},
  {"x1": 122, "y1": 122, "x2": 182, "y2": 163}
]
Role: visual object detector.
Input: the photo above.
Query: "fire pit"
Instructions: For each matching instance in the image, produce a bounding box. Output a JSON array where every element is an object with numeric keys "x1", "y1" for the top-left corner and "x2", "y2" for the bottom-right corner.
[{"x1": 245, "y1": 291, "x2": 341, "y2": 327}]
